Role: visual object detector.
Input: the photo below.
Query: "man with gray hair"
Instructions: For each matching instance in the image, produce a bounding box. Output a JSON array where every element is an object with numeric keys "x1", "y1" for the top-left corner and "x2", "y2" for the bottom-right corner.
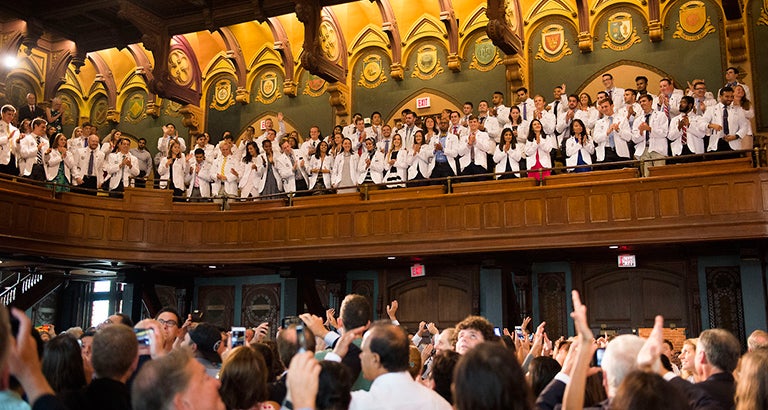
[
  {"x1": 667, "y1": 328, "x2": 740, "y2": 410},
  {"x1": 131, "y1": 348, "x2": 225, "y2": 410},
  {"x1": 747, "y1": 329, "x2": 768, "y2": 352},
  {"x1": 85, "y1": 324, "x2": 139, "y2": 410},
  {"x1": 535, "y1": 334, "x2": 646, "y2": 409}
]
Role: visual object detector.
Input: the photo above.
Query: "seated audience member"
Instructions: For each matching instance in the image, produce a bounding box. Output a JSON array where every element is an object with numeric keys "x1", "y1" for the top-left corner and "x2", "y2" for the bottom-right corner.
[
  {"x1": 453, "y1": 342, "x2": 533, "y2": 410},
  {"x1": 85, "y1": 324, "x2": 138, "y2": 410},
  {"x1": 454, "y1": 315, "x2": 496, "y2": 355},
  {"x1": 672, "y1": 328, "x2": 741, "y2": 410},
  {"x1": 493, "y1": 127, "x2": 523, "y2": 179},
  {"x1": 669, "y1": 96, "x2": 707, "y2": 162},
  {"x1": 537, "y1": 292, "x2": 645, "y2": 410},
  {"x1": 426, "y1": 350, "x2": 460, "y2": 404},
  {"x1": 528, "y1": 356, "x2": 561, "y2": 398},
  {"x1": 238, "y1": 141, "x2": 261, "y2": 199},
  {"x1": 158, "y1": 139, "x2": 188, "y2": 197},
  {"x1": 41, "y1": 334, "x2": 87, "y2": 398},
  {"x1": 524, "y1": 119, "x2": 556, "y2": 181},
  {"x1": 735, "y1": 349, "x2": 768, "y2": 410},
  {"x1": 106, "y1": 138, "x2": 140, "y2": 194},
  {"x1": 131, "y1": 347, "x2": 225, "y2": 410},
  {"x1": 218, "y1": 346, "x2": 269, "y2": 410},
  {"x1": 155, "y1": 307, "x2": 182, "y2": 354},
  {"x1": 211, "y1": 141, "x2": 239, "y2": 197},
  {"x1": 186, "y1": 148, "x2": 212, "y2": 200},
  {"x1": 565, "y1": 119, "x2": 594, "y2": 173},
  {"x1": 308, "y1": 140, "x2": 333, "y2": 193},
  {"x1": 704, "y1": 86, "x2": 747, "y2": 153},
  {"x1": 2, "y1": 305, "x2": 69, "y2": 409},
  {"x1": 274, "y1": 323, "x2": 317, "y2": 402},
  {"x1": 256, "y1": 139, "x2": 283, "y2": 199},
  {"x1": 331, "y1": 138, "x2": 359, "y2": 194},
  {"x1": 316, "y1": 361, "x2": 353, "y2": 410},
  {"x1": 593, "y1": 98, "x2": 632, "y2": 169},
  {"x1": 747, "y1": 329, "x2": 768, "y2": 352},
  {"x1": 356, "y1": 138, "x2": 385, "y2": 188},
  {"x1": 181, "y1": 323, "x2": 222, "y2": 378},
  {"x1": 348, "y1": 322, "x2": 451, "y2": 410},
  {"x1": 610, "y1": 371, "x2": 689, "y2": 410},
  {"x1": 73, "y1": 134, "x2": 106, "y2": 194},
  {"x1": 44, "y1": 132, "x2": 75, "y2": 192}
]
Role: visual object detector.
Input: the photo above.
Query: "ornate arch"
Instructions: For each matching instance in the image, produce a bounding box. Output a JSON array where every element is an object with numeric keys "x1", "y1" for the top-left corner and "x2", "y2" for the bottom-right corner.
[
  {"x1": 266, "y1": 17, "x2": 296, "y2": 96},
  {"x1": 246, "y1": 47, "x2": 284, "y2": 95},
  {"x1": 383, "y1": 87, "x2": 462, "y2": 124},
  {"x1": 402, "y1": 14, "x2": 449, "y2": 63},
  {"x1": 86, "y1": 52, "x2": 117, "y2": 113},
  {"x1": 370, "y1": 0, "x2": 404, "y2": 79}
]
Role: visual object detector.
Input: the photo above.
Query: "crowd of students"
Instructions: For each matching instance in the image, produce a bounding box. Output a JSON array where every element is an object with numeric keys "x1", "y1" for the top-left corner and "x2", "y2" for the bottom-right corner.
[
  {"x1": 0, "y1": 68, "x2": 755, "y2": 199},
  {"x1": 1, "y1": 290, "x2": 766, "y2": 410}
]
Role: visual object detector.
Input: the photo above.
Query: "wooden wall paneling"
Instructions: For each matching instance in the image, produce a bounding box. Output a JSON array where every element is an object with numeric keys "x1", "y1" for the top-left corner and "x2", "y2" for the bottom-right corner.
[{"x1": 1, "y1": 167, "x2": 768, "y2": 263}]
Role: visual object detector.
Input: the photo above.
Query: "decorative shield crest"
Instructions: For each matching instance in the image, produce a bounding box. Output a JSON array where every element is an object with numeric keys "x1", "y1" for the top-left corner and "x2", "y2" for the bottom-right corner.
[
  {"x1": 602, "y1": 12, "x2": 641, "y2": 51},
  {"x1": 535, "y1": 24, "x2": 573, "y2": 62},
  {"x1": 256, "y1": 71, "x2": 282, "y2": 104},
  {"x1": 608, "y1": 13, "x2": 633, "y2": 44},
  {"x1": 542, "y1": 25, "x2": 565, "y2": 55},
  {"x1": 303, "y1": 74, "x2": 328, "y2": 97},
  {"x1": 412, "y1": 45, "x2": 444, "y2": 80},
  {"x1": 469, "y1": 37, "x2": 503, "y2": 72},
  {"x1": 673, "y1": 1, "x2": 716, "y2": 41},
  {"x1": 124, "y1": 92, "x2": 147, "y2": 124},
  {"x1": 209, "y1": 79, "x2": 234, "y2": 111},
  {"x1": 680, "y1": 1, "x2": 706, "y2": 33},
  {"x1": 358, "y1": 54, "x2": 388, "y2": 89}
]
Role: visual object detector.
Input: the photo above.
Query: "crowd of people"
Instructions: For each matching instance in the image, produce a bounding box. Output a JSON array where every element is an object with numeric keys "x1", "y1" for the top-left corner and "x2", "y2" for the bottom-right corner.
[
  {"x1": 1, "y1": 291, "x2": 767, "y2": 410},
  {"x1": 0, "y1": 67, "x2": 755, "y2": 199}
]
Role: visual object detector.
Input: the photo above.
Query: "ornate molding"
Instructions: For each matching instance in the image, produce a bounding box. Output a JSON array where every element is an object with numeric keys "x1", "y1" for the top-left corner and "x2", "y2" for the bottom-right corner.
[
  {"x1": 370, "y1": 0, "x2": 404, "y2": 81},
  {"x1": 578, "y1": 32, "x2": 593, "y2": 52},
  {"x1": 438, "y1": 0, "x2": 461, "y2": 72},
  {"x1": 724, "y1": 22, "x2": 747, "y2": 64},
  {"x1": 267, "y1": 18, "x2": 295, "y2": 93},
  {"x1": 295, "y1": 0, "x2": 346, "y2": 83},
  {"x1": 327, "y1": 82, "x2": 349, "y2": 119},
  {"x1": 180, "y1": 104, "x2": 203, "y2": 138},
  {"x1": 235, "y1": 87, "x2": 250, "y2": 104},
  {"x1": 486, "y1": 0, "x2": 524, "y2": 56}
]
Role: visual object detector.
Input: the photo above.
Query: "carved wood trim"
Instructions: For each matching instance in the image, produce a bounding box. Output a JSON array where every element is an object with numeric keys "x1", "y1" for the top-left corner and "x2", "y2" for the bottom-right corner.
[
  {"x1": 295, "y1": 0, "x2": 346, "y2": 83},
  {"x1": 486, "y1": 0, "x2": 524, "y2": 56},
  {"x1": 266, "y1": 18, "x2": 297, "y2": 96},
  {"x1": 369, "y1": 0, "x2": 404, "y2": 80}
]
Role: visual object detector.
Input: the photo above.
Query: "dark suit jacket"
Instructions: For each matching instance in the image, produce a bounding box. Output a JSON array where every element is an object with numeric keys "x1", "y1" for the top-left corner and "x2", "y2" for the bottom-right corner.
[
  {"x1": 17, "y1": 105, "x2": 46, "y2": 122},
  {"x1": 535, "y1": 379, "x2": 609, "y2": 410},
  {"x1": 669, "y1": 374, "x2": 731, "y2": 410}
]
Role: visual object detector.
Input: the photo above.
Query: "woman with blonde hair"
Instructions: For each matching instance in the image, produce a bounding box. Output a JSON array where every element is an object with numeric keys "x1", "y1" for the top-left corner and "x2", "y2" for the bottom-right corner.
[
  {"x1": 678, "y1": 338, "x2": 698, "y2": 382},
  {"x1": 735, "y1": 349, "x2": 768, "y2": 410}
]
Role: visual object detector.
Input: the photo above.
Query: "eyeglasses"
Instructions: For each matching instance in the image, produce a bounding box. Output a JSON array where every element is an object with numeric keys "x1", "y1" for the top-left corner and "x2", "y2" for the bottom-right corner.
[{"x1": 158, "y1": 319, "x2": 178, "y2": 327}]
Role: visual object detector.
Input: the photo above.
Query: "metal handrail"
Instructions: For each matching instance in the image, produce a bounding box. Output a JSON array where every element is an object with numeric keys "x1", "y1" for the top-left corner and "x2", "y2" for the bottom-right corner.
[{"x1": 0, "y1": 273, "x2": 43, "y2": 306}]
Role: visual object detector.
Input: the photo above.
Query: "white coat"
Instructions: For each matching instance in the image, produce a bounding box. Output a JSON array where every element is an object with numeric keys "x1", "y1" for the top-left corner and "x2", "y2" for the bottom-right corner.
[
  {"x1": 186, "y1": 158, "x2": 213, "y2": 197},
  {"x1": 492, "y1": 143, "x2": 523, "y2": 178},
  {"x1": 43, "y1": 148, "x2": 76, "y2": 182},
  {"x1": 157, "y1": 156, "x2": 188, "y2": 190}
]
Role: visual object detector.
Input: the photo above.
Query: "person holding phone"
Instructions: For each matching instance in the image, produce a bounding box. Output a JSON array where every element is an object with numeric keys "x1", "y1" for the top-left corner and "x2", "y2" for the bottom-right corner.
[{"x1": 181, "y1": 322, "x2": 223, "y2": 378}]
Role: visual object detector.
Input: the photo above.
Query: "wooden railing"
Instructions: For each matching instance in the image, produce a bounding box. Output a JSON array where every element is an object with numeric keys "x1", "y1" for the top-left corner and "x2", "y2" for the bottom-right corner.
[{"x1": 0, "y1": 156, "x2": 766, "y2": 264}]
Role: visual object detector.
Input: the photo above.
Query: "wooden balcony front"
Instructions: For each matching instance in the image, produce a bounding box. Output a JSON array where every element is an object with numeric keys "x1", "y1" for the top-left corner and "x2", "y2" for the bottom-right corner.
[{"x1": 0, "y1": 158, "x2": 766, "y2": 264}]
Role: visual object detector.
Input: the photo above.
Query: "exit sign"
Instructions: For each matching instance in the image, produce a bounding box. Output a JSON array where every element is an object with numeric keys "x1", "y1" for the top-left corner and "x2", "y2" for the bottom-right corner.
[
  {"x1": 416, "y1": 97, "x2": 431, "y2": 109},
  {"x1": 618, "y1": 254, "x2": 636, "y2": 268},
  {"x1": 410, "y1": 263, "x2": 426, "y2": 277}
]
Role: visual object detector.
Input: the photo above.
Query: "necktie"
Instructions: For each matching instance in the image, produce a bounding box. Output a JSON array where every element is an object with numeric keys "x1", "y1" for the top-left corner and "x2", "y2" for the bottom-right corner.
[
  {"x1": 722, "y1": 106, "x2": 730, "y2": 135},
  {"x1": 663, "y1": 97, "x2": 670, "y2": 119},
  {"x1": 169, "y1": 159, "x2": 174, "y2": 188},
  {"x1": 453, "y1": 125, "x2": 458, "y2": 135},
  {"x1": 88, "y1": 150, "x2": 94, "y2": 175},
  {"x1": 357, "y1": 132, "x2": 363, "y2": 155},
  {"x1": 384, "y1": 140, "x2": 389, "y2": 154},
  {"x1": 121, "y1": 155, "x2": 126, "y2": 181},
  {"x1": 644, "y1": 113, "x2": 652, "y2": 148},
  {"x1": 194, "y1": 164, "x2": 200, "y2": 187},
  {"x1": 470, "y1": 133, "x2": 475, "y2": 163},
  {"x1": 554, "y1": 101, "x2": 560, "y2": 126},
  {"x1": 221, "y1": 156, "x2": 227, "y2": 175},
  {"x1": 694, "y1": 99, "x2": 700, "y2": 115},
  {"x1": 681, "y1": 114, "x2": 688, "y2": 146},
  {"x1": 84, "y1": 138, "x2": 88, "y2": 148},
  {"x1": 607, "y1": 117, "x2": 615, "y2": 149},
  {"x1": 523, "y1": 104, "x2": 527, "y2": 120},
  {"x1": 36, "y1": 136, "x2": 42, "y2": 164}
]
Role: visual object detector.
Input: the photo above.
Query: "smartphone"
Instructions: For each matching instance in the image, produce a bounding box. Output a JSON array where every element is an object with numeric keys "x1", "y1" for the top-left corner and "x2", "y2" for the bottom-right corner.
[
  {"x1": 191, "y1": 310, "x2": 203, "y2": 322},
  {"x1": 231, "y1": 326, "x2": 246, "y2": 348},
  {"x1": 281, "y1": 316, "x2": 302, "y2": 329},
  {"x1": 135, "y1": 328, "x2": 154, "y2": 346},
  {"x1": 592, "y1": 347, "x2": 606, "y2": 367},
  {"x1": 515, "y1": 326, "x2": 525, "y2": 340},
  {"x1": 296, "y1": 324, "x2": 307, "y2": 353},
  {"x1": 494, "y1": 327, "x2": 502, "y2": 337}
]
